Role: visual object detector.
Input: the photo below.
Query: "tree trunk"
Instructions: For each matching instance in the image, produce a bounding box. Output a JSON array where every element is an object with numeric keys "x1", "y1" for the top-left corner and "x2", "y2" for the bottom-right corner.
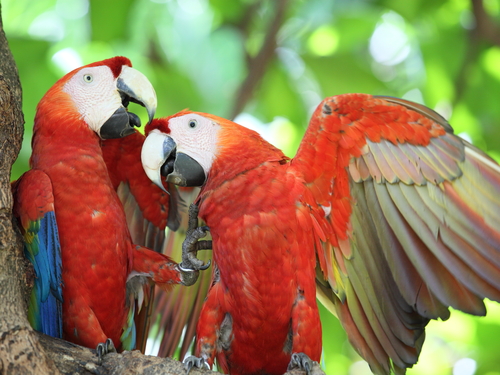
[{"x1": 0, "y1": 2, "x2": 62, "y2": 374}]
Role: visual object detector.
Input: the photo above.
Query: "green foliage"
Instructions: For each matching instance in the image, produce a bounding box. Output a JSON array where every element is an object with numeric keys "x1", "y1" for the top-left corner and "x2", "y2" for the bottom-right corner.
[{"x1": 3, "y1": 0, "x2": 500, "y2": 373}]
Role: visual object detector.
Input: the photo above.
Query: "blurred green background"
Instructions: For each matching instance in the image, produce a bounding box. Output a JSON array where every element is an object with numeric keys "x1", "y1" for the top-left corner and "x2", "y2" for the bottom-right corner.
[{"x1": 2, "y1": 0, "x2": 500, "y2": 374}]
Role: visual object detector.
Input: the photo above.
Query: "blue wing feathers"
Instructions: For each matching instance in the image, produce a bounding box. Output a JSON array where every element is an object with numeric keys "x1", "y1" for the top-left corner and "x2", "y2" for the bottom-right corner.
[
  {"x1": 14, "y1": 171, "x2": 63, "y2": 339},
  {"x1": 25, "y1": 211, "x2": 63, "y2": 338},
  {"x1": 40, "y1": 211, "x2": 63, "y2": 301}
]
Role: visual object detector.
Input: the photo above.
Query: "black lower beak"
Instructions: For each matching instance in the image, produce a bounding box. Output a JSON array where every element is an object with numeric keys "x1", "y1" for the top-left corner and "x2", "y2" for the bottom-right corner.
[
  {"x1": 161, "y1": 151, "x2": 206, "y2": 187},
  {"x1": 100, "y1": 107, "x2": 139, "y2": 139}
]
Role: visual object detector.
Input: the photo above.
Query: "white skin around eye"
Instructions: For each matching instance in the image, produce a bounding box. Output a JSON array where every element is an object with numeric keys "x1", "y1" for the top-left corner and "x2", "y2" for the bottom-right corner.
[
  {"x1": 63, "y1": 65, "x2": 122, "y2": 133},
  {"x1": 167, "y1": 113, "x2": 221, "y2": 176}
]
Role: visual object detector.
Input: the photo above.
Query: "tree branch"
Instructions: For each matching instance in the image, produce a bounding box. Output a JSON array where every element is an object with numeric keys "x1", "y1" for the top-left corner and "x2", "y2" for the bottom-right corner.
[
  {"x1": 454, "y1": 0, "x2": 500, "y2": 104},
  {"x1": 37, "y1": 333, "x2": 323, "y2": 375},
  {"x1": 37, "y1": 334, "x2": 209, "y2": 375},
  {"x1": 229, "y1": 0, "x2": 289, "y2": 119},
  {"x1": 471, "y1": 0, "x2": 500, "y2": 46}
]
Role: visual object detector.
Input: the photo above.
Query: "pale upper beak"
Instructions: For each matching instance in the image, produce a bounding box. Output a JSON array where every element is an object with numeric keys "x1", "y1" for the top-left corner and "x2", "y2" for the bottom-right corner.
[
  {"x1": 117, "y1": 65, "x2": 157, "y2": 124},
  {"x1": 141, "y1": 130, "x2": 172, "y2": 193},
  {"x1": 100, "y1": 65, "x2": 157, "y2": 139}
]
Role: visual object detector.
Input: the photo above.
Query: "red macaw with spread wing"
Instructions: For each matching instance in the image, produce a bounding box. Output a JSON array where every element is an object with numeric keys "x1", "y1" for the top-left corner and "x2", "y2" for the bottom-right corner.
[
  {"x1": 12, "y1": 57, "x2": 207, "y2": 356},
  {"x1": 141, "y1": 93, "x2": 500, "y2": 375}
]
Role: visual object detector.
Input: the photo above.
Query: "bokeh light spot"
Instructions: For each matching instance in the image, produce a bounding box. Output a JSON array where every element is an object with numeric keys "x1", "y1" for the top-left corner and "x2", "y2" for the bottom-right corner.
[
  {"x1": 482, "y1": 47, "x2": 500, "y2": 82},
  {"x1": 453, "y1": 358, "x2": 477, "y2": 375},
  {"x1": 307, "y1": 25, "x2": 339, "y2": 57},
  {"x1": 484, "y1": 0, "x2": 500, "y2": 15},
  {"x1": 369, "y1": 11, "x2": 410, "y2": 66},
  {"x1": 28, "y1": 11, "x2": 65, "y2": 42},
  {"x1": 51, "y1": 48, "x2": 83, "y2": 74}
]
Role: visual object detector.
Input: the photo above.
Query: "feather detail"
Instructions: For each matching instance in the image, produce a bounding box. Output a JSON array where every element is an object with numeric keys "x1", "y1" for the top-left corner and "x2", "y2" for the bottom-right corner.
[
  {"x1": 291, "y1": 94, "x2": 500, "y2": 374},
  {"x1": 12, "y1": 170, "x2": 63, "y2": 339},
  {"x1": 120, "y1": 300, "x2": 136, "y2": 351}
]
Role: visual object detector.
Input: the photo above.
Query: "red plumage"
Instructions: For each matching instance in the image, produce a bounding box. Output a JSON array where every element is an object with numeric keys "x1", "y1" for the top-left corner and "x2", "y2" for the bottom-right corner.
[
  {"x1": 14, "y1": 57, "x2": 186, "y2": 352},
  {"x1": 32, "y1": 87, "x2": 133, "y2": 347}
]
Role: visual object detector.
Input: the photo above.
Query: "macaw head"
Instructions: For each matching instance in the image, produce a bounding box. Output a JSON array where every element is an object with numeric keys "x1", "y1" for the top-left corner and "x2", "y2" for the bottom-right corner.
[
  {"x1": 141, "y1": 112, "x2": 218, "y2": 190},
  {"x1": 141, "y1": 111, "x2": 286, "y2": 191},
  {"x1": 36, "y1": 56, "x2": 157, "y2": 139}
]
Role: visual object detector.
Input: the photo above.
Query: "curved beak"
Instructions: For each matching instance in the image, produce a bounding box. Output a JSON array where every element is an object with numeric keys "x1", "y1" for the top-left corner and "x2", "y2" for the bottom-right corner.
[
  {"x1": 142, "y1": 131, "x2": 173, "y2": 193},
  {"x1": 100, "y1": 66, "x2": 157, "y2": 139},
  {"x1": 141, "y1": 130, "x2": 206, "y2": 191}
]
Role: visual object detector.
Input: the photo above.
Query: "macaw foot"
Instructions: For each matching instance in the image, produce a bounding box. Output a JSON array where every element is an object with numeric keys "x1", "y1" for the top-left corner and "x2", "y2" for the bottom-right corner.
[
  {"x1": 287, "y1": 352, "x2": 319, "y2": 375},
  {"x1": 183, "y1": 355, "x2": 209, "y2": 375},
  {"x1": 96, "y1": 338, "x2": 116, "y2": 366},
  {"x1": 179, "y1": 203, "x2": 212, "y2": 286}
]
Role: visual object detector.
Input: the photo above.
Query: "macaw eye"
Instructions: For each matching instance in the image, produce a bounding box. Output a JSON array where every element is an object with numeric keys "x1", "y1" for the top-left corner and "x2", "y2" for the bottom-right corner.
[
  {"x1": 83, "y1": 74, "x2": 93, "y2": 83},
  {"x1": 188, "y1": 119, "x2": 198, "y2": 129}
]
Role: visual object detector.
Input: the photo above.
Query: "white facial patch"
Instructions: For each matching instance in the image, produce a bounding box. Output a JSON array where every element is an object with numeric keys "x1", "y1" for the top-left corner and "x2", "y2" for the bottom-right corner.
[
  {"x1": 62, "y1": 66, "x2": 122, "y2": 133},
  {"x1": 168, "y1": 113, "x2": 221, "y2": 176}
]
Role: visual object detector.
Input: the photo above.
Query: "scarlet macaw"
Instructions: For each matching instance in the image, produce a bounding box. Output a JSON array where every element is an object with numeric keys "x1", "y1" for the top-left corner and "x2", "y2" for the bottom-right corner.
[
  {"x1": 12, "y1": 57, "x2": 203, "y2": 355},
  {"x1": 141, "y1": 94, "x2": 500, "y2": 375}
]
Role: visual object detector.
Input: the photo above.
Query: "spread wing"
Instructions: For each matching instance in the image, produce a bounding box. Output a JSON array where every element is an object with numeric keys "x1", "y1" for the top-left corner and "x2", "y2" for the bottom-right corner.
[
  {"x1": 292, "y1": 94, "x2": 500, "y2": 374},
  {"x1": 12, "y1": 170, "x2": 63, "y2": 339},
  {"x1": 102, "y1": 132, "x2": 211, "y2": 357}
]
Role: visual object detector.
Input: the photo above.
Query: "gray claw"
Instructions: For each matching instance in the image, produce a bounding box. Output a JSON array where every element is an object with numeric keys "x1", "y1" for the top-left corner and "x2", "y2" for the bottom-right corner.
[
  {"x1": 180, "y1": 226, "x2": 211, "y2": 272},
  {"x1": 288, "y1": 352, "x2": 314, "y2": 375},
  {"x1": 179, "y1": 204, "x2": 212, "y2": 284},
  {"x1": 184, "y1": 355, "x2": 208, "y2": 375},
  {"x1": 198, "y1": 259, "x2": 211, "y2": 270},
  {"x1": 96, "y1": 338, "x2": 116, "y2": 365}
]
